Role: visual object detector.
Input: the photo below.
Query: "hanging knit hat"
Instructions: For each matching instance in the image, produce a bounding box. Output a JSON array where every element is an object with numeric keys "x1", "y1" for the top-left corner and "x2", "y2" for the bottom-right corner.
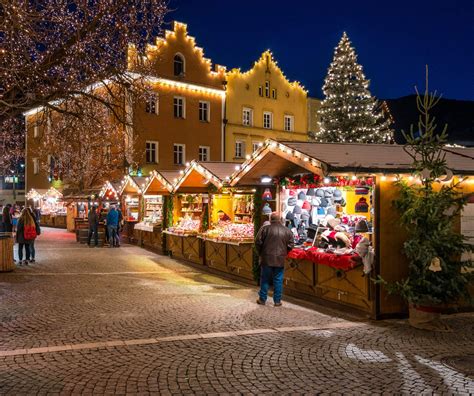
[
  {"x1": 355, "y1": 219, "x2": 370, "y2": 233},
  {"x1": 297, "y1": 191, "x2": 306, "y2": 201},
  {"x1": 285, "y1": 211, "x2": 295, "y2": 221},
  {"x1": 319, "y1": 197, "x2": 329, "y2": 208},
  {"x1": 326, "y1": 206, "x2": 337, "y2": 216},
  {"x1": 324, "y1": 189, "x2": 333, "y2": 198},
  {"x1": 311, "y1": 196, "x2": 321, "y2": 206},
  {"x1": 262, "y1": 203, "x2": 272, "y2": 215},
  {"x1": 288, "y1": 189, "x2": 296, "y2": 197},
  {"x1": 355, "y1": 186, "x2": 370, "y2": 195},
  {"x1": 293, "y1": 205, "x2": 302, "y2": 214},
  {"x1": 315, "y1": 188, "x2": 325, "y2": 198},
  {"x1": 302, "y1": 200, "x2": 311, "y2": 210},
  {"x1": 262, "y1": 188, "x2": 273, "y2": 200},
  {"x1": 301, "y1": 212, "x2": 310, "y2": 222},
  {"x1": 317, "y1": 207, "x2": 325, "y2": 215},
  {"x1": 333, "y1": 189, "x2": 343, "y2": 202},
  {"x1": 307, "y1": 188, "x2": 316, "y2": 196},
  {"x1": 287, "y1": 197, "x2": 297, "y2": 206},
  {"x1": 355, "y1": 197, "x2": 369, "y2": 213}
]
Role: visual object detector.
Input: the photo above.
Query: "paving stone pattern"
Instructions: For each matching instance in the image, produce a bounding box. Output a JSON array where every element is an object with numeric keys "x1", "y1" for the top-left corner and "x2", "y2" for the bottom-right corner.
[{"x1": 0, "y1": 228, "x2": 473, "y2": 394}]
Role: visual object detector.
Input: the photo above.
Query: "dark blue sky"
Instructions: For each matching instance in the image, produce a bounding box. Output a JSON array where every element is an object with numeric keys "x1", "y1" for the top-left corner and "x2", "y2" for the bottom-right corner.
[{"x1": 167, "y1": 0, "x2": 473, "y2": 100}]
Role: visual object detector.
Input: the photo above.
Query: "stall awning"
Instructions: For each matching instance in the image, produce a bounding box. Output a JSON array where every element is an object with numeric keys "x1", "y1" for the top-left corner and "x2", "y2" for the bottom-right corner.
[
  {"x1": 173, "y1": 161, "x2": 239, "y2": 192},
  {"x1": 119, "y1": 175, "x2": 147, "y2": 195},
  {"x1": 143, "y1": 170, "x2": 180, "y2": 195},
  {"x1": 230, "y1": 141, "x2": 324, "y2": 186},
  {"x1": 281, "y1": 141, "x2": 474, "y2": 174}
]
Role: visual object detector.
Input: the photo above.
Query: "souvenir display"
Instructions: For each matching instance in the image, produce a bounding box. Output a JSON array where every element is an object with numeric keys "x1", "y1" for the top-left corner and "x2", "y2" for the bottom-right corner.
[
  {"x1": 167, "y1": 218, "x2": 200, "y2": 235},
  {"x1": 203, "y1": 222, "x2": 254, "y2": 243}
]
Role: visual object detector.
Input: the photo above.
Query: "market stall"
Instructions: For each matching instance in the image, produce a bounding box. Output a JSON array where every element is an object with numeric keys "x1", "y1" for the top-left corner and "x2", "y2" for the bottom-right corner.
[
  {"x1": 62, "y1": 188, "x2": 101, "y2": 235},
  {"x1": 118, "y1": 175, "x2": 147, "y2": 243},
  {"x1": 229, "y1": 139, "x2": 474, "y2": 318},
  {"x1": 164, "y1": 161, "x2": 248, "y2": 267},
  {"x1": 133, "y1": 170, "x2": 178, "y2": 252},
  {"x1": 26, "y1": 187, "x2": 66, "y2": 228}
]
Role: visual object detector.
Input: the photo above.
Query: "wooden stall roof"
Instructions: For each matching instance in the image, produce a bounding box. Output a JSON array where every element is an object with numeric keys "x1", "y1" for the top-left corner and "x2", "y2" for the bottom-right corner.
[
  {"x1": 143, "y1": 170, "x2": 180, "y2": 194},
  {"x1": 173, "y1": 161, "x2": 239, "y2": 192},
  {"x1": 62, "y1": 187, "x2": 101, "y2": 202},
  {"x1": 283, "y1": 141, "x2": 474, "y2": 174},
  {"x1": 230, "y1": 141, "x2": 324, "y2": 186},
  {"x1": 119, "y1": 175, "x2": 147, "y2": 195}
]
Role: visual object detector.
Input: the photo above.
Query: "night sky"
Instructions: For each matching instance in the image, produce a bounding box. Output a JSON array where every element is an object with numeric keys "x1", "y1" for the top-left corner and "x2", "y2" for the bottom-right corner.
[{"x1": 167, "y1": 0, "x2": 473, "y2": 101}]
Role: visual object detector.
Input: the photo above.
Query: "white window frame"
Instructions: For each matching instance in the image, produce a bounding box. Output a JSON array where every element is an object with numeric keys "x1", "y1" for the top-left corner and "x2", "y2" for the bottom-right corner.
[
  {"x1": 146, "y1": 141, "x2": 159, "y2": 164},
  {"x1": 252, "y1": 142, "x2": 262, "y2": 153},
  {"x1": 145, "y1": 93, "x2": 159, "y2": 114},
  {"x1": 199, "y1": 101, "x2": 210, "y2": 122},
  {"x1": 284, "y1": 115, "x2": 294, "y2": 132},
  {"x1": 242, "y1": 107, "x2": 253, "y2": 126},
  {"x1": 199, "y1": 146, "x2": 210, "y2": 162},
  {"x1": 173, "y1": 96, "x2": 185, "y2": 119},
  {"x1": 174, "y1": 143, "x2": 186, "y2": 165},
  {"x1": 33, "y1": 158, "x2": 39, "y2": 175},
  {"x1": 173, "y1": 53, "x2": 186, "y2": 76},
  {"x1": 234, "y1": 140, "x2": 245, "y2": 159},
  {"x1": 263, "y1": 111, "x2": 273, "y2": 129}
]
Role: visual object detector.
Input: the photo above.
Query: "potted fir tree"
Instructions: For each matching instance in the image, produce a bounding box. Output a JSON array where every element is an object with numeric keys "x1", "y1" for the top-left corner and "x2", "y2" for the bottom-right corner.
[{"x1": 377, "y1": 71, "x2": 473, "y2": 330}]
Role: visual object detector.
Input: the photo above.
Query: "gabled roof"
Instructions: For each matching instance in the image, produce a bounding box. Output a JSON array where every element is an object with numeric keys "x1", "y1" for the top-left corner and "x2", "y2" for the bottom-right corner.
[
  {"x1": 99, "y1": 181, "x2": 121, "y2": 200},
  {"x1": 173, "y1": 161, "x2": 239, "y2": 192},
  {"x1": 119, "y1": 175, "x2": 147, "y2": 195},
  {"x1": 143, "y1": 170, "x2": 180, "y2": 194}
]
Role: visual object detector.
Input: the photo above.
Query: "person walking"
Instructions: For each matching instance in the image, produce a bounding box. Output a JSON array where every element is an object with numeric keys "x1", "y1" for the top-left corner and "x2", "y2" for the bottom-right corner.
[
  {"x1": 27, "y1": 207, "x2": 41, "y2": 262},
  {"x1": 255, "y1": 212, "x2": 294, "y2": 306},
  {"x1": 87, "y1": 205, "x2": 99, "y2": 247},
  {"x1": 2, "y1": 204, "x2": 13, "y2": 233},
  {"x1": 106, "y1": 205, "x2": 119, "y2": 247},
  {"x1": 116, "y1": 205, "x2": 123, "y2": 242},
  {"x1": 16, "y1": 208, "x2": 38, "y2": 265}
]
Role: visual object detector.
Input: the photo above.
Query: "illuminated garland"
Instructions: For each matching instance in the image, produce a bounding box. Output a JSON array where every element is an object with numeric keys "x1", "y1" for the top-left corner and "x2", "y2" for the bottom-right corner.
[{"x1": 278, "y1": 174, "x2": 374, "y2": 188}]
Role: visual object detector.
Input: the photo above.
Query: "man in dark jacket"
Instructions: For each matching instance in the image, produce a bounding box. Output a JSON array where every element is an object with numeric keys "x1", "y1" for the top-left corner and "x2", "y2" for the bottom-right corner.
[
  {"x1": 88, "y1": 206, "x2": 99, "y2": 247},
  {"x1": 2, "y1": 204, "x2": 13, "y2": 233},
  {"x1": 255, "y1": 212, "x2": 294, "y2": 306}
]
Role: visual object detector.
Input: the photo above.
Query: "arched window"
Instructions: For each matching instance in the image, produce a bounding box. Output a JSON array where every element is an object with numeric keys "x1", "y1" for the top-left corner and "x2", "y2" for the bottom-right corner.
[{"x1": 174, "y1": 54, "x2": 185, "y2": 76}]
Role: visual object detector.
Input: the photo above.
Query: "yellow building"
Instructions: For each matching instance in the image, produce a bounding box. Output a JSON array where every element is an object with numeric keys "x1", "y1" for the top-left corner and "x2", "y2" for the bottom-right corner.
[{"x1": 225, "y1": 51, "x2": 308, "y2": 161}]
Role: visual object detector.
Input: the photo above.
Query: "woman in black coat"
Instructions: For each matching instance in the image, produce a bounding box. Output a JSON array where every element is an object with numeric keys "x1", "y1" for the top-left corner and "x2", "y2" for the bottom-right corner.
[
  {"x1": 2, "y1": 204, "x2": 13, "y2": 233},
  {"x1": 16, "y1": 208, "x2": 39, "y2": 265}
]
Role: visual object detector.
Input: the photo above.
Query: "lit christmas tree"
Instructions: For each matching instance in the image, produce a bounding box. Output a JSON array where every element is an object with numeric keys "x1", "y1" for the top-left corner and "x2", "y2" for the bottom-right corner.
[{"x1": 316, "y1": 32, "x2": 392, "y2": 143}]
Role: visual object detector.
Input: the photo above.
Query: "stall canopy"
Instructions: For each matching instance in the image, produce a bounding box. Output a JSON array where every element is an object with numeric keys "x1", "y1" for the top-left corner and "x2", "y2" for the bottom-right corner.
[
  {"x1": 99, "y1": 181, "x2": 121, "y2": 202},
  {"x1": 119, "y1": 175, "x2": 148, "y2": 195},
  {"x1": 230, "y1": 140, "x2": 324, "y2": 186},
  {"x1": 231, "y1": 139, "x2": 474, "y2": 185},
  {"x1": 173, "y1": 161, "x2": 239, "y2": 192},
  {"x1": 143, "y1": 170, "x2": 180, "y2": 195},
  {"x1": 62, "y1": 188, "x2": 101, "y2": 203}
]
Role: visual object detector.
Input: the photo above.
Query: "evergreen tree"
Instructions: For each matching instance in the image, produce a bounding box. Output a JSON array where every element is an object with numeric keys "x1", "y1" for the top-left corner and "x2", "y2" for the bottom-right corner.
[{"x1": 316, "y1": 32, "x2": 392, "y2": 143}]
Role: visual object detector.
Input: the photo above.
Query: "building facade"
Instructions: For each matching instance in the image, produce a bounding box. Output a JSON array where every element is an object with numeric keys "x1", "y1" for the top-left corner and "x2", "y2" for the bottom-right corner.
[
  {"x1": 225, "y1": 51, "x2": 308, "y2": 161},
  {"x1": 24, "y1": 21, "x2": 227, "y2": 193},
  {"x1": 307, "y1": 97, "x2": 321, "y2": 138}
]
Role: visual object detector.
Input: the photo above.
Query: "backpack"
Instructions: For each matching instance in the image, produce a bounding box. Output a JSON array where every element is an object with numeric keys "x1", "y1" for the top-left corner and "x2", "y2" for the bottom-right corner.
[{"x1": 24, "y1": 224, "x2": 37, "y2": 240}]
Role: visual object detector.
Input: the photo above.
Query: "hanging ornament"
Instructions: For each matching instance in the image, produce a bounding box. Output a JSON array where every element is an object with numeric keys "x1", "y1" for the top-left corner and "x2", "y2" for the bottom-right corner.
[
  {"x1": 428, "y1": 257, "x2": 442, "y2": 272},
  {"x1": 262, "y1": 188, "x2": 272, "y2": 201}
]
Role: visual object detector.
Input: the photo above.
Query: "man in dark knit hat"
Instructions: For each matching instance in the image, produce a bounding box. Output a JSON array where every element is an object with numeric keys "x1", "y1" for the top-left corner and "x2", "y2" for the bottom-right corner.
[{"x1": 255, "y1": 212, "x2": 294, "y2": 306}]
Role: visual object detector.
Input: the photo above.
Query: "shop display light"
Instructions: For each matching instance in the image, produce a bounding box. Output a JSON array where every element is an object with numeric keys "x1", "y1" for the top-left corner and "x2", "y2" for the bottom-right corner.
[{"x1": 261, "y1": 175, "x2": 272, "y2": 184}]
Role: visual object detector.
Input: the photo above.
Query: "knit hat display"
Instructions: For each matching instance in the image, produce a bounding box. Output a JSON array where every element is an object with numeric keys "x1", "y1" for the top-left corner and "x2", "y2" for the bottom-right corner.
[
  {"x1": 285, "y1": 211, "x2": 295, "y2": 221},
  {"x1": 287, "y1": 197, "x2": 297, "y2": 206},
  {"x1": 297, "y1": 191, "x2": 306, "y2": 201},
  {"x1": 355, "y1": 197, "x2": 369, "y2": 213},
  {"x1": 311, "y1": 196, "x2": 321, "y2": 206},
  {"x1": 293, "y1": 205, "x2": 302, "y2": 214},
  {"x1": 262, "y1": 203, "x2": 272, "y2": 215},
  {"x1": 301, "y1": 212, "x2": 310, "y2": 222},
  {"x1": 289, "y1": 190, "x2": 296, "y2": 197},
  {"x1": 325, "y1": 215, "x2": 341, "y2": 229},
  {"x1": 326, "y1": 206, "x2": 337, "y2": 216},
  {"x1": 315, "y1": 188, "x2": 325, "y2": 198},
  {"x1": 324, "y1": 190, "x2": 333, "y2": 198},
  {"x1": 333, "y1": 189, "x2": 343, "y2": 202},
  {"x1": 355, "y1": 186, "x2": 370, "y2": 195},
  {"x1": 355, "y1": 219, "x2": 370, "y2": 233},
  {"x1": 302, "y1": 200, "x2": 311, "y2": 210},
  {"x1": 317, "y1": 207, "x2": 325, "y2": 215},
  {"x1": 262, "y1": 188, "x2": 273, "y2": 200},
  {"x1": 319, "y1": 197, "x2": 329, "y2": 207},
  {"x1": 307, "y1": 188, "x2": 315, "y2": 196}
]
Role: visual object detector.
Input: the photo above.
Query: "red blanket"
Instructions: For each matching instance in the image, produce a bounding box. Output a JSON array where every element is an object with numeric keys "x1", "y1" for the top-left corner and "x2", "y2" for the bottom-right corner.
[{"x1": 287, "y1": 248, "x2": 361, "y2": 271}]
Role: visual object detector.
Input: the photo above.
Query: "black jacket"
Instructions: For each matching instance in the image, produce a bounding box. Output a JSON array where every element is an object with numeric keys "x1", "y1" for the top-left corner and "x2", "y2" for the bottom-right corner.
[
  {"x1": 2, "y1": 209, "x2": 12, "y2": 232},
  {"x1": 88, "y1": 209, "x2": 99, "y2": 226},
  {"x1": 16, "y1": 218, "x2": 40, "y2": 244},
  {"x1": 255, "y1": 220, "x2": 294, "y2": 267}
]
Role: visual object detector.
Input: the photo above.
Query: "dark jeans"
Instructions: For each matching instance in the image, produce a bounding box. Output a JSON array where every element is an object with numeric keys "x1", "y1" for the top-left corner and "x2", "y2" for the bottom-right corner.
[
  {"x1": 18, "y1": 243, "x2": 31, "y2": 261},
  {"x1": 30, "y1": 241, "x2": 36, "y2": 259},
  {"x1": 108, "y1": 225, "x2": 119, "y2": 247},
  {"x1": 88, "y1": 224, "x2": 98, "y2": 246},
  {"x1": 258, "y1": 265, "x2": 284, "y2": 303}
]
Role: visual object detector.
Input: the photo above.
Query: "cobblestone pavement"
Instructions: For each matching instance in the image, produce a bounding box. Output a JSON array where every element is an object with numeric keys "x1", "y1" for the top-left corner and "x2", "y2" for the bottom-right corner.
[{"x1": 0, "y1": 228, "x2": 473, "y2": 394}]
